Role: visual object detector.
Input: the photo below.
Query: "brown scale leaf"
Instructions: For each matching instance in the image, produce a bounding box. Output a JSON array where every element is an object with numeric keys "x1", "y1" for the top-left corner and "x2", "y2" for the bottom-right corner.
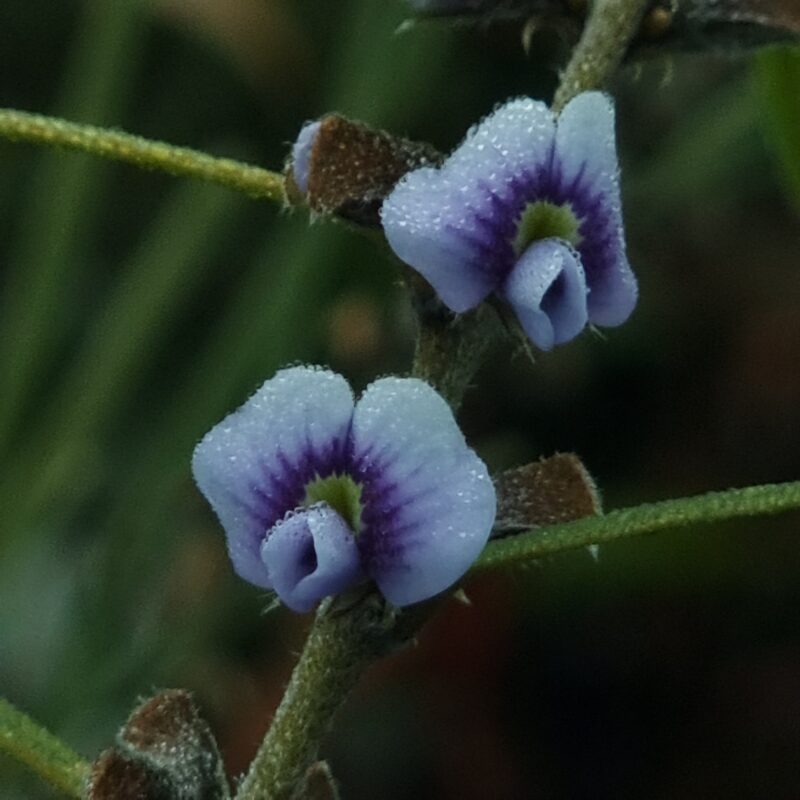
[
  {"x1": 493, "y1": 452, "x2": 601, "y2": 535},
  {"x1": 88, "y1": 749, "x2": 171, "y2": 800},
  {"x1": 287, "y1": 114, "x2": 441, "y2": 226},
  {"x1": 88, "y1": 690, "x2": 230, "y2": 800}
]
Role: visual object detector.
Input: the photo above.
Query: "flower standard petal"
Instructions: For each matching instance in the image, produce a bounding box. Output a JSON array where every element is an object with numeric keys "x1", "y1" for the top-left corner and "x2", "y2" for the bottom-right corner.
[
  {"x1": 555, "y1": 93, "x2": 619, "y2": 200},
  {"x1": 350, "y1": 377, "x2": 496, "y2": 606},
  {"x1": 381, "y1": 168, "x2": 498, "y2": 312},
  {"x1": 262, "y1": 504, "x2": 364, "y2": 613},
  {"x1": 554, "y1": 92, "x2": 637, "y2": 327},
  {"x1": 382, "y1": 98, "x2": 556, "y2": 312},
  {"x1": 192, "y1": 367, "x2": 355, "y2": 589},
  {"x1": 502, "y1": 239, "x2": 588, "y2": 351},
  {"x1": 446, "y1": 97, "x2": 554, "y2": 182}
]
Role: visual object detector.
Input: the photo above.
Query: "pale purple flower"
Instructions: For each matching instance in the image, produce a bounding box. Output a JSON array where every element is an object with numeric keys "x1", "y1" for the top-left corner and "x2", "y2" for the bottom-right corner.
[
  {"x1": 192, "y1": 366, "x2": 496, "y2": 612},
  {"x1": 381, "y1": 92, "x2": 637, "y2": 351}
]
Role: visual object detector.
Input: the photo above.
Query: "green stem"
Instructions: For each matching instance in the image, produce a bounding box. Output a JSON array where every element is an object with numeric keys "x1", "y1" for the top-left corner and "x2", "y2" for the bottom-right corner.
[
  {"x1": 0, "y1": 697, "x2": 90, "y2": 798},
  {"x1": 411, "y1": 300, "x2": 502, "y2": 411},
  {"x1": 235, "y1": 597, "x2": 396, "y2": 800},
  {"x1": 552, "y1": 0, "x2": 649, "y2": 111},
  {"x1": 474, "y1": 480, "x2": 800, "y2": 572},
  {"x1": 0, "y1": 108, "x2": 285, "y2": 202}
]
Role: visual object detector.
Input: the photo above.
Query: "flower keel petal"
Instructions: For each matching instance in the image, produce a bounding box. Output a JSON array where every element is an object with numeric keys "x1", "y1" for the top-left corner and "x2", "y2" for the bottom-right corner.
[
  {"x1": 502, "y1": 239, "x2": 588, "y2": 351},
  {"x1": 262, "y1": 505, "x2": 364, "y2": 613}
]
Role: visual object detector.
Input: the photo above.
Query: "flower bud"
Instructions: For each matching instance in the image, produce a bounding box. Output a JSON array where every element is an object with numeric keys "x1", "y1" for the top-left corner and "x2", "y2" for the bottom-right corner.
[{"x1": 287, "y1": 114, "x2": 441, "y2": 227}]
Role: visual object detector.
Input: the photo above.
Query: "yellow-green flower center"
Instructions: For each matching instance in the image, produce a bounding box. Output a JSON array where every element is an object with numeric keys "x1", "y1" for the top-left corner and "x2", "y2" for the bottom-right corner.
[
  {"x1": 513, "y1": 200, "x2": 582, "y2": 255},
  {"x1": 303, "y1": 473, "x2": 363, "y2": 535}
]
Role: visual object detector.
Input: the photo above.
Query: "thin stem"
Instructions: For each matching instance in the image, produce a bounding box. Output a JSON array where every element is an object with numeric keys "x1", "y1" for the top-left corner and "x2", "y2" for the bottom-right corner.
[
  {"x1": 552, "y1": 0, "x2": 649, "y2": 111},
  {"x1": 0, "y1": 108, "x2": 285, "y2": 202},
  {"x1": 0, "y1": 697, "x2": 90, "y2": 798},
  {"x1": 474, "y1": 480, "x2": 800, "y2": 572},
  {"x1": 235, "y1": 597, "x2": 396, "y2": 800}
]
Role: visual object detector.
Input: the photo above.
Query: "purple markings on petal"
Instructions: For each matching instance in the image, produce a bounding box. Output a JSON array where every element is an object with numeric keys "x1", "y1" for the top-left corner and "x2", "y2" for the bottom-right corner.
[
  {"x1": 556, "y1": 93, "x2": 619, "y2": 204},
  {"x1": 194, "y1": 366, "x2": 497, "y2": 611},
  {"x1": 502, "y1": 239, "x2": 588, "y2": 351},
  {"x1": 351, "y1": 378, "x2": 496, "y2": 606},
  {"x1": 262, "y1": 505, "x2": 364, "y2": 613},
  {"x1": 192, "y1": 366, "x2": 354, "y2": 589},
  {"x1": 291, "y1": 120, "x2": 322, "y2": 195},
  {"x1": 554, "y1": 93, "x2": 637, "y2": 327},
  {"x1": 382, "y1": 91, "x2": 637, "y2": 349},
  {"x1": 382, "y1": 98, "x2": 555, "y2": 314}
]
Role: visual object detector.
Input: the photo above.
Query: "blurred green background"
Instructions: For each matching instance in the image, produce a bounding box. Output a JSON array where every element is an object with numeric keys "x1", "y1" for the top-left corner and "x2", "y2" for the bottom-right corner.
[{"x1": 1, "y1": 1, "x2": 799, "y2": 797}]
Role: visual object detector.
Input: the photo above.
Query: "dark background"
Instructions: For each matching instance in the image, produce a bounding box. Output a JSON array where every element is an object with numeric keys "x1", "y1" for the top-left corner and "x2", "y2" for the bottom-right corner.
[{"x1": 1, "y1": 1, "x2": 799, "y2": 797}]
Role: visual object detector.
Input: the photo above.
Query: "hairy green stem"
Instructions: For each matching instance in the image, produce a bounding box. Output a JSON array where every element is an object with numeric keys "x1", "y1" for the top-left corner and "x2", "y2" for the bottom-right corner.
[
  {"x1": 0, "y1": 108, "x2": 285, "y2": 202},
  {"x1": 553, "y1": 0, "x2": 649, "y2": 111},
  {"x1": 235, "y1": 597, "x2": 397, "y2": 800},
  {"x1": 0, "y1": 698, "x2": 90, "y2": 797},
  {"x1": 411, "y1": 301, "x2": 502, "y2": 411},
  {"x1": 474, "y1": 480, "x2": 800, "y2": 572}
]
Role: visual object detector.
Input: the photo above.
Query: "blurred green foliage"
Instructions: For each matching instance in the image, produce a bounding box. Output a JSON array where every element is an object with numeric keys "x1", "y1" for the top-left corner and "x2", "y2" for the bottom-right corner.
[
  {"x1": 0, "y1": 2, "x2": 799, "y2": 798},
  {"x1": 755, "y1": 46, "x2": 800, "y2": 209}
]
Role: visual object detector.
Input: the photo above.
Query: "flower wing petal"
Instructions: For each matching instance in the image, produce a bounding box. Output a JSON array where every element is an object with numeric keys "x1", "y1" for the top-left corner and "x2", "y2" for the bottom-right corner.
[
  {"x1": 262, "y1": 505, "x2": 364, "y2": 613},
  {"x1": 192, "y1": 366, "x2": 355, "y2": 588},
  {"x1": 351, "y1": 378, "x2": 496, "y2": 606},
  {"x1": 555, "y1": 92, "x2": 637, "y2": 327},
  {"x1": 502, "y1": 239, "x2": 588, "y2": 351}
]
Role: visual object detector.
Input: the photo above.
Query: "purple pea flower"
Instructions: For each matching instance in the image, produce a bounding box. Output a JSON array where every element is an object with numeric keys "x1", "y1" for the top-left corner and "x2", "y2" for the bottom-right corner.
[
  {"x1": 192, "y1": 366, "x2": 496, "y2": 612},
  {"x1": 381, "y1": 92, "x2": 637, "y2": 351}
]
